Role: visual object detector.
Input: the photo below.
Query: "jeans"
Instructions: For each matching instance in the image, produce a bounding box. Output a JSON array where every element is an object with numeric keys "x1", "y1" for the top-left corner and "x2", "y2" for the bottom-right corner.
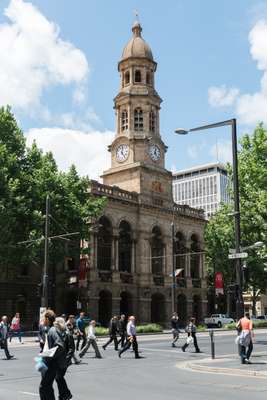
[
  {"x1": 182, "y1": 333, "x2": 200, "y2": 352},
  {"x1": 76, "y1": 333, "x2": 86, "y2": 351},
  {"x1": 9, "y1": 329, "x2": 23, "y2": 343},
  {"x1": 172, "y1": 329, "x2": 179, "y2": 345},
  {"x1": 241, "y1": 340, "x2": 253, "y2": 363}
]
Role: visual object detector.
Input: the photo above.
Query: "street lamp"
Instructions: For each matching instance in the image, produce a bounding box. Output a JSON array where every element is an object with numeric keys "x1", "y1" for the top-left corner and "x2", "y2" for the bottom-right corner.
[{"x1": 175, "y1": 118, "x2": 244, "y2": 319}]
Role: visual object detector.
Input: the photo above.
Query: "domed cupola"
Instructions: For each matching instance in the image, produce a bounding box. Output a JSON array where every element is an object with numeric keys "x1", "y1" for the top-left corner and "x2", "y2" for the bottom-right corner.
[{"x1": 121, "y1": 21, "x2": 154, "y2": 61}]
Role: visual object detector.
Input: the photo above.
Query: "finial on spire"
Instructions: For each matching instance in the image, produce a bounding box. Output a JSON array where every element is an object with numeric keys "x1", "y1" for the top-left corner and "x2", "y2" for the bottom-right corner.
[{"x1": 132, "y1": 10, "x2": 142, "y2": 37}]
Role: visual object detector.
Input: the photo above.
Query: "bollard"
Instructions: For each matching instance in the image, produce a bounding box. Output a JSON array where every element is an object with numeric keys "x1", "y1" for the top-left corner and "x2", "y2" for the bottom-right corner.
[{"x1": 209, "y1": 329, "x2": 215, "y2": 359}]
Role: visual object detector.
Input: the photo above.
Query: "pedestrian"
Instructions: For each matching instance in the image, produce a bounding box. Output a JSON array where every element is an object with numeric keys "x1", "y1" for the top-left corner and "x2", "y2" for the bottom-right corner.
[
  {"x1": 79, "y1": 320, "x2": 102, "y2": 359},
  {"x1": 39, "y1": 311, "x2": 73, "y2": 400},
  {"x1": 117, "y1": 314, "x2": 127, "y2": 348},
  {"x1": 0, "y1": 316, "x2": 14, "y2": 360},
  {"x1": 102, "y1": 316, "x2": 119, "y2": 351},
  {"x1": 9, "y1": 312, "x2": 23, "y2": 344},
  {"x1": 39, "y1": 315, "x2": 49, "y2": 352},
  {"x1": 118, "y1": 316, "x2": 141, "y2": 359},
  {"x1": 236, "y1": 312, "x2": 254, "y2": 364},
  {"x1": 171, "y1": 312, "x2": 180, "y2": 348},
  {"x1": 66, "y1": 315, "x2": 81, "y2": 365},
  {"x1": 182, "y1": 317, "x2": 200, "y2": 353},
  {"x1": 75, "y1": 312, "x2": 87, "y2": 351}
]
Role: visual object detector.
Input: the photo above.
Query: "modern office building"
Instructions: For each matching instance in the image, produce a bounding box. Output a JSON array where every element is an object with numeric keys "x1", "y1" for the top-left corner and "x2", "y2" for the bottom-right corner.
[{"x1": 173, "y1": 163, "x2": 230, "y2": 218}]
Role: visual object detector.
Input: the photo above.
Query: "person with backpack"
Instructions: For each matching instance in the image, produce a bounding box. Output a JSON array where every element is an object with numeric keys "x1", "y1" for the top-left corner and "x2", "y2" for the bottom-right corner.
[
  {"x1": 181, "y1": 317, "x2": 200, "y2": 353},
  {"x1": 0, "y1": 316, "x2": 14, "y2": 360},
  {"x1": 39, "y1": 311, "x2": 72, "y2": 400}
]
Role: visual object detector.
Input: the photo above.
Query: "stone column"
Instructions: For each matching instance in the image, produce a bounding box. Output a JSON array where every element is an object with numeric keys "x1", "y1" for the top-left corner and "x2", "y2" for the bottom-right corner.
[{"x1": 131, "y1": 239, "x2": 137, "y2": 274}]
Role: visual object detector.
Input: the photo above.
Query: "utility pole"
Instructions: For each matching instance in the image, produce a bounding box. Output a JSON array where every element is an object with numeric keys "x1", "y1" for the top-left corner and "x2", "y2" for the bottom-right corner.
[
  {"x1": 171, "y1": 222, "x2": 176, "y2": 314},
  {"x1": 41, "y1": 195, "x2": 50, "y2": 308}
]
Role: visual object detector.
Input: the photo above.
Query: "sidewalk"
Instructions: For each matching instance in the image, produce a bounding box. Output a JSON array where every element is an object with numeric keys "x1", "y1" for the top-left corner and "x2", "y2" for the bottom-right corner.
[{"x1": 184, "y1": 352, "x2": 267, "y2": 378}]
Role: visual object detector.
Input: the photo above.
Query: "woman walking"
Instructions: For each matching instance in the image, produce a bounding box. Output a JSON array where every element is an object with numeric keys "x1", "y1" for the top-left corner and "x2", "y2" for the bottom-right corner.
[{"x1": 9, "y1": 312, "x2": 23, "y2": 344}]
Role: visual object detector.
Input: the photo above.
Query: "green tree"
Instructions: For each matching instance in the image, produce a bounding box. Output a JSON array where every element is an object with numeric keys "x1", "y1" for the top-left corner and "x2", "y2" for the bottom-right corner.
[
  {"x1": 205, "y1": 124, "x2": 267, "y2": 314},
  {"x1": 0, "y1": 106, "x2": 105, "y2": 273}
]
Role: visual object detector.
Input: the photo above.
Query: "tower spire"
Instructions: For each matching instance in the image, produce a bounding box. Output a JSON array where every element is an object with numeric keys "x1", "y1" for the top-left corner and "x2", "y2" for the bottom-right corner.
[{"x1": 132, "y1": 10, "x2": 142, "y2": 37}]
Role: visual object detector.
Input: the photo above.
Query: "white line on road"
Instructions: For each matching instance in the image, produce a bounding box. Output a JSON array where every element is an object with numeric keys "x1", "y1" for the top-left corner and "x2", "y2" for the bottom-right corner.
[{"x1": 19, "y1": 392, "x2": 39, "y2": 397}]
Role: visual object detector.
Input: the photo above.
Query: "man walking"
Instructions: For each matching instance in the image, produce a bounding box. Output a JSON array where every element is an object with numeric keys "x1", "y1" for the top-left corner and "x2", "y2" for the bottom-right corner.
[
  {"x1": 118, "y1": 316, "x2": 141, "y2": 359},
  {"x1": 118, "y1": 314, "x2": 127, "y2": 348},
  {"x1": 66, "y1": 315, "x2": 80, "y2": 365},
  {"x1": 181, "y1": 317, "x2": 200, "y2": 353},
  {"x1": 102, "y1": 316, "x2": 118, "y2": 351},
  {"x1": 75, "y1": 312, "x2": 86, "y2": 351},
  {"x1": 0, "y1": 316, "x2": 14, "y2": 360},
  {"x1": 79, "y1": 320, "x2": 102, "y2": 359},
  {"x1": 171, "y1": 312, "x2": 180, "y2": 348}
]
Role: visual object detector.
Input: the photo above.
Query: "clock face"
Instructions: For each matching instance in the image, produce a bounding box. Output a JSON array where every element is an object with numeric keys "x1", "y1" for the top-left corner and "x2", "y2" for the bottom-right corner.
[
  {"x1": 149, "y1": 144, "x2": 161, "y2": 161},
  {"x1": 116, "y1": 144, "x2": 129, "y2": 162}
]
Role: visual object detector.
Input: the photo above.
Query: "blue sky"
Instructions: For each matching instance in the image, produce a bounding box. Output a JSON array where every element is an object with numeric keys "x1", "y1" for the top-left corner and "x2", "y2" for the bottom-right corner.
[{"x1": 0, "y1": 0, "x2": 266, "y2": 179}]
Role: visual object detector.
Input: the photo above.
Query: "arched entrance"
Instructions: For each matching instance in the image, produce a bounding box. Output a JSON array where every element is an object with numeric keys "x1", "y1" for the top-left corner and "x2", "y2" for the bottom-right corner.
[
  {"x1": 177, "y1": 294, "x2": 187, "y2": 327},
  {"x1": 151, "y1": 293, "x2": 165, "y2": 324},
  {"x1": 118, "y1": 221, "x2": 132, "y2": 273},
  {"x1": 98, "y1": 290, "x2": 112, "y2": 327},
  {"x1": 97, "y1": 216, "x2": 112, "y2": 270},
  {"x1": 192, "y1": 295, "x2": 202, "y2": 324},
  {"x1": 120, "y1": 291, "x2": 133, "y2": 317}
]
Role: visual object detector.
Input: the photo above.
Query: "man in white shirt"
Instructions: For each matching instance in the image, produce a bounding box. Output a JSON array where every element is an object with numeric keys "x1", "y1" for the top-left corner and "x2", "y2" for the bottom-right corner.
[
  {"x1": 79, "y1": 320, "x2": 102, "y2": 359},
  {"x1": 118, "y1": 316, "x2": 141, "y2": 359}
]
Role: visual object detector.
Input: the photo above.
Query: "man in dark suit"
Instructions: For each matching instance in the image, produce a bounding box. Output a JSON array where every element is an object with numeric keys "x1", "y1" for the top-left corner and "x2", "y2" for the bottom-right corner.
[{"x1": 102, "y1": 316, "x2": 118, "y2": 351}]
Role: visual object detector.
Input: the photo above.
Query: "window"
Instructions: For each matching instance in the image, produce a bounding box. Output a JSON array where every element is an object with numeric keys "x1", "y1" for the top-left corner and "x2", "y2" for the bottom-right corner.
[
  {"x1": 134, "y1": 108, "x2": 143, "y2": 131},
  {"x1": 134, "y1": 69, "x2": 141, "y2": 83},
  {"x1": 146, "y1": 72, "x2": 151, "y2": 84},
  {"x1": 149, "y1": 111, "x2": 156, "y2": 132},
  {"x1": 124, "y1": 71, "x2": 130, "y2": 85},
  {"x1": 121, "y1": 110, "x2": 128, "y2": 131}
]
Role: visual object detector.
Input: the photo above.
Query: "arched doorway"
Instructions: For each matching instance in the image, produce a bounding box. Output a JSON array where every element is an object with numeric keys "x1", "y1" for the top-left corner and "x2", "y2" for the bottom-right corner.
[
  {"x1": 151, "y1": 226, "x2": 164, "y2": 275},
  {"x1": 151, "y1": 293, "x2": 165, "y2": 324},
  {"x1": 118, "y1": 221, "x2": 132, "y2": 273},
  {"x1": 97, "y1": 216, "x2": 112, "y2": 270},
  {"x1": 177, "y1": 294, "x2": 187, "y2": 327},
  {"x1": 98, "y1": 290, "x2": 112, "y2": 327},
  {"x1": 192, "y1": 295, "x2": 202, "y2": 324},
  {"x1": 190, "y1": 234, "x2": 200, "y2": 279},
  {"x1": 64, "y1": 290, "x2": 78, "y2": 316},
  {"x1": 15, "y1": 294, "x2": 26, "y2": 318},
  {"x1": 120, "y1": 291, "x2": 133, "y2": 317}
]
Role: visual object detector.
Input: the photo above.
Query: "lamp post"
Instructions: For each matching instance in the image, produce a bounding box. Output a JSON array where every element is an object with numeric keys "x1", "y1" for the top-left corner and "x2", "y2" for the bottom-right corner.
[
  {"x1": 175, "y1": 118, "x2": 244, "y2": 319},
  {"x1": 171, "y1": 222, "x2": 176, "y2": 314}
]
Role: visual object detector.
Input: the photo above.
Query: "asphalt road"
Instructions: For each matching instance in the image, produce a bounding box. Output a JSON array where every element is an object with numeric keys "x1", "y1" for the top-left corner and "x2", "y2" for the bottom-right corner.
[{"x1": 1, "y1": 330, "x2": 267, "y2": 400}]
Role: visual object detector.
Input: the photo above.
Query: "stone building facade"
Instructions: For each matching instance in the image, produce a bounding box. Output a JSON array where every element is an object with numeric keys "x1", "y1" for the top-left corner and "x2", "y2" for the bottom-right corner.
[{"x1": 67, "y1": 21, "x2": 208, "y2": 326}]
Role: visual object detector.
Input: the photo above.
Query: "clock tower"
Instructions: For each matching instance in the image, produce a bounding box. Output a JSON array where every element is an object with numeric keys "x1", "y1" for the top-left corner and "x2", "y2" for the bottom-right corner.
[{"x1": 102, "y1": 21, "x2": 173, "y2": 207}]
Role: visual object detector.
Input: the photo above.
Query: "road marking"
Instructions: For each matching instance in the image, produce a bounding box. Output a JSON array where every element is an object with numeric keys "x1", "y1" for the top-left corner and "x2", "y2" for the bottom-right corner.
[{"x1": 19, "y1": 392, "x2": 39, "y2": 397}]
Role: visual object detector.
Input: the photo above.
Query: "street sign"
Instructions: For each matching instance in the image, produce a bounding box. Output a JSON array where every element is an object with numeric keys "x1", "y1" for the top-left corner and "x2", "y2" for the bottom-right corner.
[{"x1": 228, "y1": 252, "x2": 248, "y2": 259}]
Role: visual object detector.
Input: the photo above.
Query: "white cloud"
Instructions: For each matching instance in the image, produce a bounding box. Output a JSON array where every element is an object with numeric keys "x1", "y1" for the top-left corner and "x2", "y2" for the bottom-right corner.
[
  {"x1": 208, "y1": 86, "x2": 239, "y2": 107},
  {"x1": 26, "y1": 128, "x2": 114, "y2": 180},
  {"x1": 0, "y1": 0, "x2": 89, "y2": 112},
  {"x1": 210, "y1": 140, "x2": 232, "y2": 164},
  {"x1": 208, "y1": 19, "x2": 267, "y2": 124}
]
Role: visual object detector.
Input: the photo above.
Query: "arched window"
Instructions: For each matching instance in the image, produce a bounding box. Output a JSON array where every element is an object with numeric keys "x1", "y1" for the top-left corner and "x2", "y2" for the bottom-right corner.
[
  {"x1": 146, "y1": 72, "x2": 151, "y2": 84},
  {"x1": 97, "y1": 216, "x2": 112, "y2": 270},
  {"x1": 118, "y1": 221, "x2": 132, "y2": 273},
  {"x1": 149, "y1": 111, "x2": 156, "y2": 133},
  {"x1": 174, "y1": 232, "x2": 186, "y2": 278},
  {"x1": 134, "y1": 108, "x2": 143, "y2": 131},
  {"x1": 151, "y1": 226, "x2": 164, "y2": 275},
  {"x1": 190, "y1": 234, "x2": 200, "y2": 279},
  {"x1": 124, "y1": 71, "x2": 130, "y2": 85},
  {"x1": 134, "y1": 69, "x2": 141, "y2": 83},
  {"x1": 121, "y1": 110, "x2": 128, "y2": 131}
]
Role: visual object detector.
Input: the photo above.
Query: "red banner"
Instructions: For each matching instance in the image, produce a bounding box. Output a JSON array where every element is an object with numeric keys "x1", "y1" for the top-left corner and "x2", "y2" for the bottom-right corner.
[
  {"x1": 215, "y1": 272, "x2": 224, "y2": 295},
  {"x1": 78, "y1": 257, "x2": 88, "y2": 288}
]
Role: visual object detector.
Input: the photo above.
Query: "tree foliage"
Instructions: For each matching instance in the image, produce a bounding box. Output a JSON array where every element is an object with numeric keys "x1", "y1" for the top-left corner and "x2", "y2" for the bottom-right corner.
[
  {"x1": 205, "y1": 124, "x2": 267, "y2": 306},
  {"x1": 0, "y1": 106, "x2": 105, "y2": 269}
]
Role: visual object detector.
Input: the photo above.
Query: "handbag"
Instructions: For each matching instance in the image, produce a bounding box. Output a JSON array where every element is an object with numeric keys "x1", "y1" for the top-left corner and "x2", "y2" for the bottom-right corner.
[{"x1": 186, "y1": 336, "x2": 193, "y2": 345}]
